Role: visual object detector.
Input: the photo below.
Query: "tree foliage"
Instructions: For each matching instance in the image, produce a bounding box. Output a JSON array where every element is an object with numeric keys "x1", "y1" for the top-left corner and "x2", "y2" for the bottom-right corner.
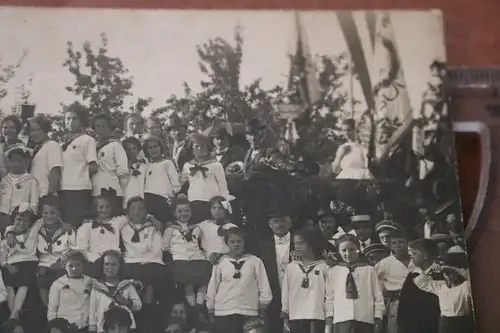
[{"x1": 0, "y1": 51, "x2": 28, "y2": 118}]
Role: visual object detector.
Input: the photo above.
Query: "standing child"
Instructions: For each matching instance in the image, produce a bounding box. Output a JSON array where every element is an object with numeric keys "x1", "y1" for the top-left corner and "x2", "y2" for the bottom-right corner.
[
  {"x1": 91, "y1": 113, "x2": 129, "y2": 217},
  {"x1": 0, "y1": 206, "x2": 39, "y2": 319},
  {"x1": 363, "y1": 244, "x2": 391, "y2": 267},
  {"x1": 374, "y1": 220, "x2": 401, "y2": 247},
  {"x1": 281, "y1": 229, "x2": 329, "y2": 333},
  {"x1": 414, "y1": 248, "x2": 474, "y2": 333},
  {"x1": 163, "y1": 197, "x2": 212, "y2": 322},
  {"x1": 181, "y1": 134, "x2": 229, "y2": 224},
  {"x1": 206, "y1": 227, "x2": 272, "y2": 333},
  {"x1": 198, "y1": 196, "x2": 237, "y2": 264},
  {"x1": 37, "y1": 196, "x2": 77, "y2": 307},
  {"x1": 143, "y1": 135, "x2": 180, "y2": 224},
  {"x1": 325, "y1": 234, "x2": 384, "y2": 333},
  {"x1": 122, "y1": 137, "x2": 147, "y2": 210},
  {"x1": 0, "y1": 145, "x2": 39, "y2": 231},
  {"x1": 89, "y1": 250, "x2": 142, "y2": 333},
  {"x1": 47, "y1": 250, "x2": 92, "y2": 333},
  {"x1": 374, "y1": 228, "x2": 411, "y2": 333},
  {"x1": 60, "y1": 108, "x2": 98, "y2": 228},
  {"x1": 102, "y1": 307, "x2": 133, "y2": 333}
]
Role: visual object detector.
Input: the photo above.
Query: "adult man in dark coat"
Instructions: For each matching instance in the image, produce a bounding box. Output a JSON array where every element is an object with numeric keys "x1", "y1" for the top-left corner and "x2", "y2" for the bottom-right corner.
[{"x1": 165, "y1": 113, "x2": 193, "y2": 172}]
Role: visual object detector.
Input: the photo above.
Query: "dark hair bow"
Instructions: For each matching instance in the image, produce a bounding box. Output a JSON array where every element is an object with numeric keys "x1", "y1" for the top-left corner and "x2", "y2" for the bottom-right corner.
[
  {"x1": 190, "y1": 164, "x2": 209, "y2": 178},
  {"x1": 101, "y1": 188, "x2": 117, "y2": 197},
  {"x1": 92, "y1": 221, "x2": 115, "y2": 234},
  {"x1": 217, "y1": 224, "x2": 229, "y2": 237}
]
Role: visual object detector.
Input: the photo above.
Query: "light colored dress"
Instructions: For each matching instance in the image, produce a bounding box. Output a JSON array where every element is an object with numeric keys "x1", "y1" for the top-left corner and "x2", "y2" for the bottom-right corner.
[{"x1": 334, "y1": 142, "x2": 373, "y2": 180}]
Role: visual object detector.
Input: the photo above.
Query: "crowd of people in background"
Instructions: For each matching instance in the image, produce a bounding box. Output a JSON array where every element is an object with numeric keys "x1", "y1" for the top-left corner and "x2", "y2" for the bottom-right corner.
[{"x1": 0, "y1": 105, "x2": 474, "y2": 333}]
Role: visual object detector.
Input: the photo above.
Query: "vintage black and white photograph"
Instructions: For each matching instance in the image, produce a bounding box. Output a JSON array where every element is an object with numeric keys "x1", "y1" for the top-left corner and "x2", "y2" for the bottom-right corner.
[{"x1": 0, "y1": 7, "x2": 474, "y2": 333}]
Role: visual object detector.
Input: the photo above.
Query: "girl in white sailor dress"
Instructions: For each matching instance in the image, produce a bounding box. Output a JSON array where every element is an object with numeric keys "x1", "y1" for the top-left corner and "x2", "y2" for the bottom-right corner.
[
  {"x1": 198, "y1": 196, "x2": 237, "y2": 264},
  {"x1": 89, "y1": 250, "x2": 142, "y2": 333},
  {"x1": 0, "y1": 145, "x2": 39, "y2": 230},
  {"x1": 281, "y1": 229, "x2": 330, "y2": 333},
  {"x1": 36, "y1": 196, "x2": 77, "y2": 307},
  {"x1": 91, "y1": 113, "x2": 129, "y2": 217},
  {"x1": 163, "y1": 197, "x2": 212, "y2": 316},
  {"x1": 0, "y1": 206, "x2": 40, "y2": 319},
  {"x1": 122, "y1": 137, "x2": 147, "y2": 209},
  {"x1": 120, "y1": 197, "x2": 174, "y2": 320},
  {"x1": 77, "y1": 193, "x2": 162, "y2": 278},
  {"x1": 143, "y1": 135, "x2": 180, "y2": 224},
  {"x1": 181, "y1": 134, "x2": 229, "y2": 225},
  {"x1": 206, "y1": 227, "x2": 272, "y2": 333}
]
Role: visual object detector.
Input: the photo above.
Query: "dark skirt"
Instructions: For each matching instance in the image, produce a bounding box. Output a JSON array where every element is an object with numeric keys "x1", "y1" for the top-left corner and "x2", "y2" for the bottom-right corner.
[
  {"x1": 123, "y1": 263, "x2": 175, "y2": 303},
  {"x1": 189, "y1": 200, "x2": 211, "y2": 225},
  {"x1": 2, "y1": 261, "x2": 38, "y2": 287},
  {"x1": 172, "y1": 260, "x2": 212, "y2": 286},
  {"x1": 214, "y1": 314, "x2": 250, "y2": 333},
  {"x1": 60, "y1": 190, "x2": 92, "y2": 228},
  {"x1": 36, "y1": 265, "x2": 65, "y2": 289},
  {"x1": 334, "y1": 320, "x2": 374, "y2": 333},
  {"x1": 439, "y1": 315, "x2": 475, "y2": 333},
  {"x1": 144, "y1": 193, "x2": 174, "y2": 224},
  {"x1": 289, "y1": 319, "x2": 326, "y2": 333}
]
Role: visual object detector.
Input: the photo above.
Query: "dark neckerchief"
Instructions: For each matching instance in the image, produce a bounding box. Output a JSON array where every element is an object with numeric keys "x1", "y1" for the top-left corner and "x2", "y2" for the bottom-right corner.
[
  {"x1": 173, "y1": 222, "x2": 195, "y2": 242},
  {"x1": 298, "y1": 260, "x2": 320, "y2": 288},
  {"x1": 229, "y1": 255, "x2": 248, "y2": 279},
  {"x1": 189, "y1": 159, "x2": 215, "y2": 178},
  {"x1": 214, "y1": 219, "x2": 230, "y2": 237},
  {"x1": 92, "y1": 219, "x2": 115, "y2": 234},
  {"x1": 337, "y1": 261, "x2": 369, "y2": 299},
  {"x1": 39, "y1": 224, "x2": 66, "y2": 253},
  {"x1": 62, "y1": 133, "x2": 84, "y2": 151},
  {"x1": 129, "y1": 159, "x2": 146, "y2": 176},
  {"x1": 129, "y1": 222, "x2": 152, "y2": 243}
]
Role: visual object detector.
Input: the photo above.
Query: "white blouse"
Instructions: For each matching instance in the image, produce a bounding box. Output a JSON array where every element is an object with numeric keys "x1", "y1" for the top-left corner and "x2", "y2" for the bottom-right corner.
[
  {"x1": 123, "y1": 161, "x2": 147, "y2": 208},
  {"x1": 374, "y1": 255, "x2": 410, "y2": 292},
  {"x1": 163, "y1": 222, "x2": 205, "y2": 261},
  {"x1": 197, "y1": 220, "x2": 237, "y2": 259},
  {"x1": 121, "y1": 222, "x2": 164, "y2": 264},
  {"x1": 181, "y1": 160, "x2": 229, "y2": 202},
  {"x1": 37, "y1": 224, "x2": 77, "y2": 267},
  {"x1": 30, "y1": 140, "x2": 63, "y2": 197},
  {"x1": 144, "y1": 159, "x2": 180, "y2": 199},
  {"x1": 61, "y1": 134, "x2": 97, "y2": 191},
  {"x1": 0, "y1": 173, "x2": 40, "y2": 215},
  {"x1": 92, "y1": 140, "x2": 129, "y2": 197}
]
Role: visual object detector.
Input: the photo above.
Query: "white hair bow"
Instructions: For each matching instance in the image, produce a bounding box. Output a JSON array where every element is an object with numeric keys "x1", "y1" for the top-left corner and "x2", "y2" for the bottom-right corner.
[
  {"x1": 17, "y1": 203, "x2": 32, "y2": 214},
  {"x1": 221, "y1": 194, "x2": 236, "y2": 215}
]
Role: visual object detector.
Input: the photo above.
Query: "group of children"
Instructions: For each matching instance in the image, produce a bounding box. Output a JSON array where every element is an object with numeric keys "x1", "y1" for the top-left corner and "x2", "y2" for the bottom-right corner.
[{"x1": 0, "y1": 110, "x2": 474, "y2": 333}]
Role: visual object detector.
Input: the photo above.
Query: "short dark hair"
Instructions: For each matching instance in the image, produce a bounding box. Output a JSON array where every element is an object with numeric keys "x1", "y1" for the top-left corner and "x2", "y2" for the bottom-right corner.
[
  {"x1": 10, "y1": 206, "x2": 35, "y2": 226},
  {"x1": 90, "y1": 112, "x2": 114, "y2": 131},
  {"x1": 96, "y1": 250, "x2": 125, "y2": 279},
  {"x1": 1, "y1": 115, "x2": 23, "y2": 134},
  {"x1": 122, "y1": 136, "x2": 142, "y2": 151},
  {"x1": 40, "y1": 195, "x2": 62, "y2": 212},
  {"x1": 103, "y1": 306, "x2": 132, "y2": 331},
  {"x1": 293, "y1": 228, "x2": 324, "y2": 258},
  {"x1": 171, "y1": 196, "x2": 191, "y2": 212},
  {"x1": 64, "y1": 107, "x2": 89, "y2": 127},
  {"x1": 29, "y1": 115, "x2": 52, "y2": 133},
  {"x1": 63, "y1": 249, "x2": 87, "y2": 265},
  {"x1": 223, "y1": 227, "x2": 245, "y2": 244},
  {"x1": 409, "y1": 238, "x2": 439, "y2": 261},
  {"x1": 126, "y1": 195, "x2": 145, "y2": 211}
]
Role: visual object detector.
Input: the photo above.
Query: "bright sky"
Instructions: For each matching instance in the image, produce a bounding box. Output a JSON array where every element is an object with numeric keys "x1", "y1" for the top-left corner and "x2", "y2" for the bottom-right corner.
[{"x1": 0, "y1": 8, "x2": 445, "y2": 117}]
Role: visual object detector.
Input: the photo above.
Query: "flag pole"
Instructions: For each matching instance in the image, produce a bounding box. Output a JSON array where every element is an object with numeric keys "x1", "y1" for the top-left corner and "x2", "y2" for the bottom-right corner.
[{"x1": 349, "y1": 53, "x2": 355, "y2": 119}]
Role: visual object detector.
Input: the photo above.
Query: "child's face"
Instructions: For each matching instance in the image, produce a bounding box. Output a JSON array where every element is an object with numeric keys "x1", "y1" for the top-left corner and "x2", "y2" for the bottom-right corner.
[
  {"x1": 165, "y1": 323, "x2": 182, "y2": 333},
  {"x1": 103, "y1": 255, "x2": 120, "y2": 279},
  {"x1": 210, "y1": 202, "x2": 227, "y2": 220},
  {"x1": 378, "y1": 230, "x2": 391, "y2": 247},
  {"x1": 367, "y1": 251, "x2": 389, "y2": 266},
  {"x1": 94, "y1": 118, "x2": 111, "y2": 138},
  {"x1": 409, "y1": 248, "x2": 426, "y2": 267},
  {"x1": 390, "y1": 237, "x2": 408, "y2": 257},
  {"x1": 227, "y1": 233, "x2": 245, "y2": 257},
  {"x1": 147, "y1": 121, "x2": 162, "y2": 137},
  {"x1": 124, "y1": 142, "x2": 140, "y2": 161},
  {"x1": 8, "y1": 153, "x2": 27, "y2": 174},
  {"x1": 319, "y1": 216, "x2": 337, "y2": 237},
  {"x1": 174, "y1": 204, "x2": 191, "y2": 223},
  {"x1": 96, "y1": 198, "x2": 112, "y2": 219},
  {"x1": 29, "y1": 122, "x2": 45, "y2": 144},
  {"x1": 42, "y1": 205, "x2": 60, "y2": 225},
  {"x1": 146, "y1": 140, "x2": 162, "y2": 159},
  {"x1": 65, "y1": 258, "x2": 84, "y2": 278},
  {"x1": 192, "y1": 142, "x2": 207, "y2": 159},
  {"x1": 2, "y1": 120, "x2": 18, "y2": 139},
  {"x1": 293, "y1": 235, "x2": 312, "y2": 258},
  {"x1": 339, "y1": 240, "x2": 359, "y2": 264},
  {"x1": 65, "y1": 111, "x2": 81, "y2": 132},
  {"x1": 352, "y1": 224, "x2": 372, "y2": 241},
  {"x1": 170, "y1": 303, "x2": 187, "y2": 323},
  {"x1": 107, "y1": 324, "x2": 130, "y2": 333},
  {"x1": 128, "y1": 201, "x2": 147, "y2": 223},
  {"x1": 268, "y1": 216, "x2": 291, "y2": 237},
  {"x1": 14, "y1": 213, "x2": 31, "y2": 232}
]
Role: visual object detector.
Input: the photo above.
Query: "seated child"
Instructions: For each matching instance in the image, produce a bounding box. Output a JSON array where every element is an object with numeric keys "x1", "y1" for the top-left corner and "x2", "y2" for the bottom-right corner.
[
  {"x1": 47, "y1": 250, "x2": 92, "y2": 333},
  {"x1": 325, "y1": 234, "x2": 384, "y2": 333},
  {"x1": 37, "y1": 196, "x2": 77, "y2": 306},
  {"x1": 89, "y1": 250, "x2": 142, "y2": 333},
  {"x1": 414, "y1": 248, "x2": 474, "y2": 333},
  {"x1": 169, "y1": 298, "x2": 196, "y2": 333},
  {"x1": 102, "y1": 306, "x2": 133, "y2": 333}
]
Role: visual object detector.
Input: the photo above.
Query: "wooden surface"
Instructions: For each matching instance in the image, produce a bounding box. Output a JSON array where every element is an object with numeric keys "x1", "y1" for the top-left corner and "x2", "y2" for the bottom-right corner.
[{"x1": 1, "y1": 0, "x2": 500, "y2": 332}]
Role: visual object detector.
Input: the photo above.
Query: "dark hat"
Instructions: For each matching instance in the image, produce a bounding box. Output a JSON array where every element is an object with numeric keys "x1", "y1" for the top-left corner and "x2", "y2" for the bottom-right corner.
[
  {"x1": 165, "y1": 113, "x2": 187, "y2": 130},
  {"x1": 363, "y1": 243, "x2": 391, "y2": 256},
  {"x1": 374, "y1": 220, "x2": 401, "y2": 233},
  {"x1": 317, "y1": 206, "x2": 335, "y2": 218},
  {"x1": 442, "y1": 251, "x2": 468, "y2": 270},
  {"x1": 245, "y1": 118, "x2": 266, "y2": 135},
  {"x1": 430, "y1": 233, "x2": 454, "y2": 244}
]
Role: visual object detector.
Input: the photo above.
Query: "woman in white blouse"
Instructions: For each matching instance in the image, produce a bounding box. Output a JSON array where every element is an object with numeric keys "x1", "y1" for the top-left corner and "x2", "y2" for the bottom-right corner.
[{"x1": 28, "y1": 115, "x2": 63, "y2": 198}]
